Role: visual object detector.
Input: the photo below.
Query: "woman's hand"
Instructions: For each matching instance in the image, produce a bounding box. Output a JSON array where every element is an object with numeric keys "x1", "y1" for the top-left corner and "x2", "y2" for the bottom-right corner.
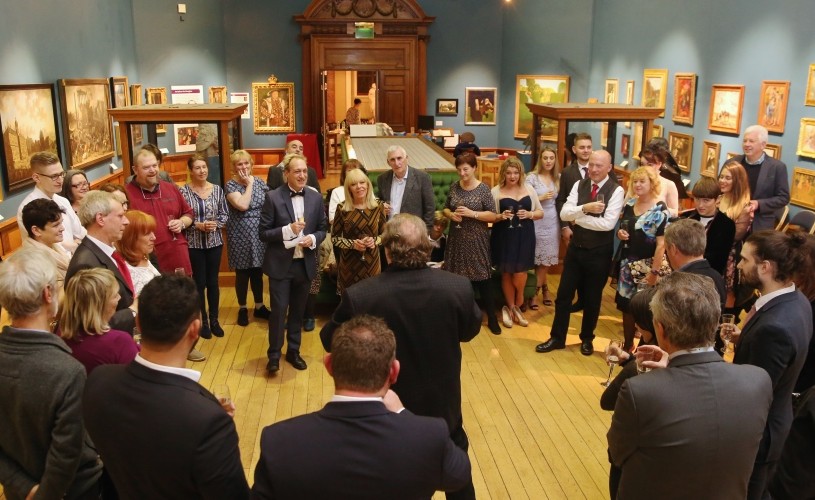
[
  {"x1": 540, "y1": 191, "x2": 555, "y2": 201},
  {"x1": 607, "y1": 343, "x2": 630, "y2": 364},
  {"x1": 617, "y1": 229, "x2": 630, "y2": 241},
  {"x1": 449, "y1": 212, "x2": 463, "y2": 222},
  {"x1": 237, "y1": 170, "x2": 252, "y2": 186},
  {"x1": 362, "y1": 236, "x2": 376, "y2": 249},
  {"x1": 516, "y1": 209, "x2": 530, "y2": 219},
  {"x1": 501, "y1": 209, "x2": 514, "y2": 220},
  {"x1": 353, "y1": 239, "x2": 367, "y2": 252},
  {"x1": 646, "y1": 271, "x2": 658, "y2": 286}
]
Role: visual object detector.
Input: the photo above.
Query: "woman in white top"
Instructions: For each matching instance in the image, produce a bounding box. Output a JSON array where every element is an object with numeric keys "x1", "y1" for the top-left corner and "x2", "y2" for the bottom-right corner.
[
  {"x1": 638, "y1": 148, "x2": 679, "y2": 217},
  {"x1": 116, "y1": 209, "x2": 160, "y2": 297},
  {"x1": 21, "y1": 198, "x2": 72, "y2": 298}
]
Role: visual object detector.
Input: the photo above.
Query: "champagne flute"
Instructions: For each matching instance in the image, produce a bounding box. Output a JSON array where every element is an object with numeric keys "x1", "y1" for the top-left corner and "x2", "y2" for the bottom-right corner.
[
  {"x1": 719, "y1": 313, "x2": 736, "y2": 354},
  {"x1": 601, "y1": 340, "x2": 621, "y2": 387},
  {"x1": 455, "y1": 206, "x2": 464, "y2": 229},
  {"x1": 507, "y1": 206, "x2": 516, "y2": 229},
  {"x1": 359, "y1": 230, "x2": 370, "y2": 262},
  {"x1": 167, "y1": 216, "x2": 177, "y2": 241},
  {"x1": 620, "y1": 219, "x2": 631, "y2": 249}
]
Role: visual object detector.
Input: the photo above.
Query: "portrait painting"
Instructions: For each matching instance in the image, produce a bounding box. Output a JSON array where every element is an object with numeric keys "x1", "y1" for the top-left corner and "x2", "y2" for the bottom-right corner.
[
  {"x1": 805, "y1": 64, "x2": 815, "y2": 107},
  {"x1": 174, "y1": 124, "x2": 199, "y2": 153},
  {"x1": 465, "y1": 87, "x2": 497, "y2": 126},
  {"x1": 642, "y1": 69, "x2": 668, "y2": 117},
  {"x1": 757, "y1": 81, "x2": 789, "y2": 134},
  {"x1": 708, "y1": 85, "x2": 744, "y2": 134},
  {"x1": 253, "y1": 82, "x2": 295, "y2": 134},
  {"x1": 796, "y1": 118, "x2": 815, "y2": 159},
  {"x1": 672, "y1": 73, "x2": 696, "y2": 125},
  {"x1": 514, "y1": 75, "x2": 570, "y2": 139},
  {"x1": 58, "y1": 78, "x2": 115, "y2": 170},
  {"x1": 668, "y1": 131, "x2": 693, "y2": 173},
  {"x1": 604, "y1": 79, "x2": 619, "y2": 104},
  {"x1": 0, "y1": 84, "x2": 61, "y2": 194},
  {"x1": 436, "y1": 98, "x2": 458, "y2": 116},
  {"x1": 791, "y1": 167, "x2": 815, "y2": 209},
  {"x1": 700, "y1": 140, "x2": 720, "y2": 177},
  {"x1": 145, "y1": 87, "x2": 167, "y2": 133},
  {"x1": 110, "y1": 76, "x2": 129, "y2": 108},
  {"x1": 208, "y1": 86, "x2": 227, "y2": 104}
]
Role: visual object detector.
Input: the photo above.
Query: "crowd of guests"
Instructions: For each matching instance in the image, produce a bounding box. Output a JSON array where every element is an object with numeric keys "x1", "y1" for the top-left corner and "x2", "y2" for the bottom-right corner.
[{"x1": 0, "y1": 121, "x2": 814, "y2": 499}]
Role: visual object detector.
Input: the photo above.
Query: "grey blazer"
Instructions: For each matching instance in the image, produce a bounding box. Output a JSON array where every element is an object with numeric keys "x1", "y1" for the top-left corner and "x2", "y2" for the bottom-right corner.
[{"x1": 376, "y1": 166, "x2": 435, "y2": 230}]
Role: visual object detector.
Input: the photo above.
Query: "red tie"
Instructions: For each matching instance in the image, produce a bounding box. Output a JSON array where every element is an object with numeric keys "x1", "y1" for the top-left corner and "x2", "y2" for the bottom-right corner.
[
  {"x1": 112, "y1": 251, "x2": 135, "y2": 293},
  {"x1": 590, "y1": 183, "x2": 599, "y2": 200}
]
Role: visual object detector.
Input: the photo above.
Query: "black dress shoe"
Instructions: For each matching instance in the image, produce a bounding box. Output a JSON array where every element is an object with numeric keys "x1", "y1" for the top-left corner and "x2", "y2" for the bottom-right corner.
[
  {"x1": 487, "y1": 317, "x2": 502, "y2": 335},
  {"x1": 266, "y1": 360, "x2": 279, "y2": 374},
  {"x1": 570, "y1": 301, "x2": 584, "y2": 312},
  {"x1": 303, "y1": 317, "x2": 316, "y2": 332},
  {"x1": 210, "y1": 320, "x2": 224, "y2": 338},
  {"x1": 536, "y1": 338, "x2": 566, "y2": 353},
  {"x1": 285, "y1": 352, "x2": 308, "y2": 370},
  {"x1": 199, "y1": 321, "x2": 212, "y2": 340},
  {"x1": 580, "y1": 340, "x2": 594, "y2": 356},
  {"x1": 237, "y1": 308, "x2": 249, "y2": 327},
  {"x1": 254, "y1": 305, "x2": 271, "y2": 320}
]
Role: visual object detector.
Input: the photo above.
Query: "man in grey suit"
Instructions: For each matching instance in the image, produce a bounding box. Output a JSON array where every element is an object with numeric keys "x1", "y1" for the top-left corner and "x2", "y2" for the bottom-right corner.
[
  {"x1": 253, "y1": 315, "x2": 471, "y2": 499},
  {"x1": 376, "y1": 145, "x2": 435, "y2": 230},
  {"x1": 608, "y1": 272, "x2": 773, "y2": 500},
  {"x1": 727, "y1": 125, "x2": 790, "y2": 232},
  {"x1": 259, "y1": 154, "x2": 327, "y2": 374}
]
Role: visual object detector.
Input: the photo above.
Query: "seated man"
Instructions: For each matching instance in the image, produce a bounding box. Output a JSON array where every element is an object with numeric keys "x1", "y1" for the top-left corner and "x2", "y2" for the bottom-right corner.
[
  {"x1": 82, "y1": 275, "x2": 249, "y2": 499},
  {"x1": 253, "y1": 314, "x2": 471, "y2": 499},
  {"x1": 453, "y1": 131, "x2": 481, "y2": 157},
  {"x1": 0, "y1": 247, "x2": 103, "y2": 500},
  {"x1": 609, "y1": 272, "x2": 773, "y2": 500},
  {"x1": 681, "y1": 176, "x2": 735, "y2": 275}
]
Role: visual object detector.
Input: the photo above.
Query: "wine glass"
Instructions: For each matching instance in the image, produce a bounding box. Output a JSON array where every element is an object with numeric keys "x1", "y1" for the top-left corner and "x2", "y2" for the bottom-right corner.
[
  {"x1": 455, "y1": 206, "x2": 464, "y2": 229},
  {"x1": 507, "y1": 206, "x2": 516, "y2": 229},
  {"x1": 359, "y1": 230, "x2": 370, "y2": 262},
  {"x1": 620, "y1": 219, "x2": 631, "y2": 249},
  {"x1": 719, "y1": 313, "x2": 736, "y2": 354},
  {"x1": 596, "y1": 193, "x2": 605, "y2": 205},
  {"x1": 601, "y1": 340, "x2": 621, "y2": 387},
  {"x1": 167, "y1": 216, "x2": 177, "y2": 241},
  {"x1": 212, "y1": 384, "x2": 231, "y2": 406}
]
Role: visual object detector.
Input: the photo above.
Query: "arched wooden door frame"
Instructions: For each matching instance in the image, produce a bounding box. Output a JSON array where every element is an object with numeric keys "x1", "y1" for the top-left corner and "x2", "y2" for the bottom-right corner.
[{"x1": 295, "y1": 0, "x2": 434, "y2": 133}]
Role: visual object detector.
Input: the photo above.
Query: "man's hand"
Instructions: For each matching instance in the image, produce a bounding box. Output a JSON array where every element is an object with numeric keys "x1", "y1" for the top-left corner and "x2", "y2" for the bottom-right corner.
[
  {"x1": 289, "y1": 220, "x2": 306, "y2": 234},
  {"x1": 382, "y1": 202, "x2": 392, "y2": 216},
  {"x1": 635, "y1": 345, "x2": 669, "y2": 370},
  {"x1": 561, "y1": 226, "x2": 573, "y2": 244},
  {"x1": 582, "y1": 201, "x2": 606, "y2": 214},
  {"x1": 383, "y1": 389, "x2": 405, "y2": 413},
  {"x1": 298, "y1": 235, "x2": 315, "y2": 248}
]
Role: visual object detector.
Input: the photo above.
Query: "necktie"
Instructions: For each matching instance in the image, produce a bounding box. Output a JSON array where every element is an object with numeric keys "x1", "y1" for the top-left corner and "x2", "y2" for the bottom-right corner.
[
  {"x1": 590, "y1": 183, "x2": 599, "y2": 200},
  {"x1": 581, "y1": 167, "x2": 587, "y2": 178},
  {"x1": 112, "y1": 251, "x2": 135, "y2": 293},
  {"x1": 290, "y1": 190, "x2": 304, "y2": 197}
]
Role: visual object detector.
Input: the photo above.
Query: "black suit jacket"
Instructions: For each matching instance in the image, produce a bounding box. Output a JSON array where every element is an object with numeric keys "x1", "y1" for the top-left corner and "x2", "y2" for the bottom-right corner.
[
  {"x1": 683, "y1": 210, "x2": 735, "y2": 276},
  {"x1": 65, "y1": 237, "x2": 135, "y2": 334},
  {"x1": 556, "y1": 162, "x2": 585, "y2": 227},
  {"x1": 679, "y1": 259, "x2": 726, "y2": 309},
  {"x1": 733, "y1": 290, "x2": 813, "y2": 463},
  {"x1": 376, "y1": 166, "x2": 435, "y2": 230},
  {"x1": 769, "y1": 386, "x2": 815, "y2": 500},
  {"x1": 82, "y1": 361, "x2": 249, "y2": 500},
  {"x1": 251, "y1": 401, "x2": 471, "y2": 499},
  {"x1": 730, "y1": 154, "x2": 790, "y2": 232},
  {"x1": 320, "y1": 267, "x2": 482, "y2": 432},
  {"x1": 266, "y1": 163, "x2": 321, "y2": 192}
]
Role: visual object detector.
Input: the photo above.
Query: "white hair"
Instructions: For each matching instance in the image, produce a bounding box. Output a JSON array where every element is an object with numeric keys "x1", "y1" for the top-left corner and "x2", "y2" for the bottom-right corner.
[
  {"x1": 78, "y1": 190, "x2": 116, "y2": 227},
  {"x1": 386, "y1": 145, "x2": 406, "y2": 159},
  {"x1": 0, "y1": 247, "x2": 57, "y2": 319},
  {"x1": 744, "y1": 124, "x2": 768, "y2": 144}
]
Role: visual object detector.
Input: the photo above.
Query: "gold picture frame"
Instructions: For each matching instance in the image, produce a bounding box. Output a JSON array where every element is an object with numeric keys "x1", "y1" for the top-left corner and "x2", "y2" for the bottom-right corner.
[
  {"x1": 642, "y1": 69, "x2": 668, "y2": 118},
  {"x1": 757, "y1": 80, "x2": 790, "y2": 134},
  {"x1": 791, "y1": 167, "x2": 815, "y2": 209},
  {"x1": 208, "y1": 86, "x2": 227, "y2": 104},
  {"x1": 145, "y1": 87, "x2": 167, "y2": 133},
  {"x1": 130, "y1": 84, "x2": 142, "y2": 105},
  {"x1": 110, "y1": 76, "x2": 129, "y2": 108},
  {"x1": 514, "y1": 74, "x2": 570, "y2": 139},
  {"x1": 253, "y1": 82, "x2": 295, "y2": 134},
  {"x1": 764, "y1": 143, "x2": 782, "y2": 159},
  {"x1": 672, "y1": 73, "x2": 697, "y2": 126},
  {"x1": 805, "y1": 64, "x2": 815, "y2": 107},
  {"x1": 604, "y1": 79, "x2": 619, "y2": 104},
  {"x1": 58, "y1": 78, "x2": 115, "y2": 170},
  {"x1": 796, "y1": 118, "x2": 815, "y2": 159},
  {"x1": 708, "y1": 84, "x2": 744, "y2": 135},
  {"x1": 668, "y1": 131, "x2": 693, "y2": 173},
  {"x1": 700, "y1": 140, "x2": 720, "y2": 177}
]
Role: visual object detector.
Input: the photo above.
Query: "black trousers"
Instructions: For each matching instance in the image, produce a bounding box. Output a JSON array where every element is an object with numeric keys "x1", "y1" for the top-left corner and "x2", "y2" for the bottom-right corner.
[
  {"x1": 235, "y1": 267, "x2": 264, "y2": 307},
  {"x1": 267, "y1": 260, "x2": 309, "y2": 360},
  {"x1": 188, "y1": 246, "x2": 222, "y2": 321},
  {"x1": 550, "y1": 242, "x2": 613, "y2": 343},
  {"x1": 447, "y1": 423, "x2": 475, "y2": 500}
]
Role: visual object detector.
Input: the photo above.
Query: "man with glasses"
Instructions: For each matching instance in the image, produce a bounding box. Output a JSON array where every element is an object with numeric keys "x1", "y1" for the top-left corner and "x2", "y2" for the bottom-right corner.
[{"x1": 16, "y1": 151, "x2": 86, "y2": 253}]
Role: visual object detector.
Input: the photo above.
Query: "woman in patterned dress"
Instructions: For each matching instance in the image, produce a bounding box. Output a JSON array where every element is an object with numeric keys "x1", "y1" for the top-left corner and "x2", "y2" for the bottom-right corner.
[
  {"x1": 525, "y1": 146, "x2": 560, "y2": 310},
  {"x1": 332, "y1": 168, "x2": 387, "y2": 295},
  {"x1": 442, "y1": 152, "x2": 500, "y2": 334},
  {"x1": 225, "y1": 150, "x2": 270, "y2": 327}
]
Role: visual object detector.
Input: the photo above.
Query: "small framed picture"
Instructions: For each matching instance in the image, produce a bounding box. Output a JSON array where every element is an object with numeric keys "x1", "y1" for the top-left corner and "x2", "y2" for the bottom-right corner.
[
  {"x1": 110, "y1": 76, "x2": 130, "y2": 108},
  {"x1": 621, "y1": 134, "x2": 630, "y2": 158},
  {"x1": 642, "y1": 69, "x2": 668, "y2": 118},
  {"x1": 145, "y1": 87, "x2": 167, "y2": 133},
  {"x1": 604, "y1": 79, "x2": 619, "y2": 104},
  {"x1": 805, "y1": 64, "x2": 815, "y2": 107},
  {"x1": 764, "y1": 143, "x2": 782, "y2": 159},
  {"x1": 672, "y1": 73, "x2": 697, "y2": 126},
  {"x1": 791, "y1": 167, "x2": 815, "y2": 209},
  {"x1": 757, "y1": 81, "x2": 790, "y2": 134},
  {"x1": 130, "y1": 84, "x2": 143, "y2": 105},
  {"x1": 208, "y1": 86, "x2": 227, "y2": 104},
  {"x1": 652, "y1": 124, "x2": 663, "y2": 138},
  {"x1": 700, "y1": 140, "x2": 720, "y2": 177},
  {"x1": 796, "y1": 118, "x2": 815, "y2": 159},
  {"x1": 465, "y1": 87, "x2": 497, "y2": 125},
  {"x1": 708, "y1": 84, "x2": 745, "y2": 134},
  {"x1": 435, "y1": 98, "x2": 458, "y2": 116},
  {"x1": 668, "y1": 131, "x2": 693, "y2": 173}
]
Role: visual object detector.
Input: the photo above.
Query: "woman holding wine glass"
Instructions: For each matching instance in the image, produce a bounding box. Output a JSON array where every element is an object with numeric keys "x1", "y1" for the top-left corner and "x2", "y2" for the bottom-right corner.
[
  {"x1": 490, "y1": 157, "x2": 544, "y2": 328},
  {"x1": 525, "y1": 146, "x2": 560, "y2": 310},
  {"x1": 615, "y1": 167, "x2": 670, "y2": 351},
  {"x1": 442, "y1": 152, "x2": 500, "y2": 333},
  {"x1": 331, "y1": 168, "x2": 386, "y2": 295}
]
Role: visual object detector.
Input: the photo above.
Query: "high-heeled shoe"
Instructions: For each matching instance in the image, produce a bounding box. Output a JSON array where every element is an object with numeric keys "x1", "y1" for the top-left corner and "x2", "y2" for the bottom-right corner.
[
  {"x1": 528, "y1": 287, "x2": 540, "y2": 310},
  {"x1": 512, "y1": 305, "x2": 529, "y2": 327},
  {"x1": 501, "y1": 306, "x2": 514, "y2": 328},
  {"x1": 541, "y1": 285, "x2": 554, "y2": 306}
]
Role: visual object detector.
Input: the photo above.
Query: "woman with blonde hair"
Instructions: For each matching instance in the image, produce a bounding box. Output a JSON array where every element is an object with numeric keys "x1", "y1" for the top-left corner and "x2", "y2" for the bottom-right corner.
[
  {"x1": 116, "y1": 210, "x2": 160, "y2": 297},
  {"x1": 490, "y1": 156, "x2": 544, "y2": 328},
  {"x1": 525, "y1": 146, "x2": 561, "y2": 309},
  {"x1": 328, "y1": 158, "x2": 367, "y2": 224},
  {"x1": 59, "y1": 268, "x2": 139, "y2": 374},
  {"x1": 615, "y1": 166, "x2": 670, "y2": 351},
  {"x1": 332, "y1": 168, "x2": 387, "y2": 294},
  {"x1": 718, "y1": 161, "x2": 754, "y2": 308}
]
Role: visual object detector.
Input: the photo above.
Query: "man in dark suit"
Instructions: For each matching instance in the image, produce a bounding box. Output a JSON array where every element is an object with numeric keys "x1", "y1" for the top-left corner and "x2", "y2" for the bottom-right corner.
[
  {"x1": 376, "y1": 145, "x2": 435, "y2": 230},
  {"x1": 253, "y1": 314, "x2": 471, "y2": 499},
  {"x1": 320, "y1": 214, "x2": 482, "y2": 500},
  {"x1": 682, "y1": 176, "x2": 735, "y2": 275},
  {"x1": 259, "y1": 154, "x2": 327, "y2": 374},
  {"x1": 727, "y1": 124, "x2": 790, "y2": 232},
  {"x1": 556, "y1": 132, "x2": 593, "y2": 245},
  {"x1": 266, "y1": 139, "x2": 321, "y2": 192},
  {"x1": 733, "y1": 230, "x2": 813, "y2": 499},
  {"x1": 66, "y1": 190, "x2": 135, "y2": 334},
  {"x1": 664, "y1": 219, "x2": 726, "y2": 307},
  {"x1": 770, "y1": 386, "x2": 815, "y2": 500},
  {"x1": 609, "y1": 272, "x2": 773, "y2": 500},
  {"x1": 537, "y1": 150, "x2": 625, "y2": 356},
  {"x1": 82, "y1": 275, "x2": 249, "y2": 500}
]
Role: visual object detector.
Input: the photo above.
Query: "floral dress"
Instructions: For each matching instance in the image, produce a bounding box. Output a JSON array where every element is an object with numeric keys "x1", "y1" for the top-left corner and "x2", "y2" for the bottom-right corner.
[{"x1": 615, "y1": 199, "x2": 670, "y2": 310}]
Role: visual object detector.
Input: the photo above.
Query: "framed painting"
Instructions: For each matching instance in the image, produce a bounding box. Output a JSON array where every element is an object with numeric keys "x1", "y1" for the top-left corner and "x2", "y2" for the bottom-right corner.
[
  {"x1": 145, "y1": 87, "x2": 167, "y2": 133},
  {"x1": 465, "y1": 87, "x2": 497, "y2": 125},
  {"x1": 791, "y1": 167, "x2": 815, "y2": 209},
  {"x1": 668, "y1": 131, "x2": 693, "y2": 173},
  {"x1": 764, "y1": 143, "x2": 782, "y2": 159},
  {"x1": 806, "y1": 64, "x2": 815, "y2": 107},
  {"x1": 632, "y1": 123, "x2": 643, "y2": 159},
  {"x1": 604, "y1": 79, "x2": 619, "y2": 104},
  {"x1": 652, "y1": 124, "x2": 663, "y2": 138},
  {"x1": 672, "y1": 73, "x2": 697, "y2": 125},
  {"x1": 624, "y1": 80, "x2": 635, "y2": 127},
  {"x1": 174, "y1": 123, "x2": 198, "y2": 153},
  {"x1": 701, "y1": 140, "x2": 720, "y2": 177},
  {"x1": 0, "y1": 83, "x2": 61, "y2": 194},
  {"x1": 796, "y1": 118, "x2": 815, "y2": 159},
  {"x1": 757, "y1": 80, "x2": 789, "y2": 134},
  {"x1": 708, "y1": 84, "x2": 744, "y2": 134},
  {"x1": 642, "y1": 69, "x2": 668, "y2": 117},
  {"x1": 252, "y1": 82, "x2": 295, "y2": 133},
  {"x1": 110, "y1": 76, "x2": 129, "y2": 108},
  {"x1": 130, "y1": 84, "x2": 142, "y2": 105},
  {"x1": 514, "y1": 75, "x2": 570, "y2": 139},
  {"x1": 436, "y1": 98, "x2": 458, "y2": 116},
  {"x1": 131, "y1": 123, "x2": 144, "y2": 149},
  {"x1": 208, "y1": 86, "x2": 227, "y2": 104},
  {"x1": 58, "y1": 78, "x2": 114, "y2": 170},
  {"x1": 621, "y1": 133, "x2": 630, "y2": 158}
]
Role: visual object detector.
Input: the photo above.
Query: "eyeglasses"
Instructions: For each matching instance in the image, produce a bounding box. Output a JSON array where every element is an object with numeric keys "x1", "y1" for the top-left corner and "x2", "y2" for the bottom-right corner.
[
  {"x1": 72, "y1": 181, "x2": 90, "y2": 189},
  {"x1": 36, "y1": 171, "x2": 66, "y2": 181}
]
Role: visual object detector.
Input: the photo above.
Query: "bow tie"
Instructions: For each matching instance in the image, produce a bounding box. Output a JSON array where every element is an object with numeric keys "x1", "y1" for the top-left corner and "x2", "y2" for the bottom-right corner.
[{"x1": 290, "y1": 190, "x2": 304, "y2": 197}]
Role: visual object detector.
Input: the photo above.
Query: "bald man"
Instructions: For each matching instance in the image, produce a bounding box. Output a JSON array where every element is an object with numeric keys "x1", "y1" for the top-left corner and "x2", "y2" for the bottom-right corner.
[{"x1": 266, "y1": 140, "x2": 321, "y2": 192}]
